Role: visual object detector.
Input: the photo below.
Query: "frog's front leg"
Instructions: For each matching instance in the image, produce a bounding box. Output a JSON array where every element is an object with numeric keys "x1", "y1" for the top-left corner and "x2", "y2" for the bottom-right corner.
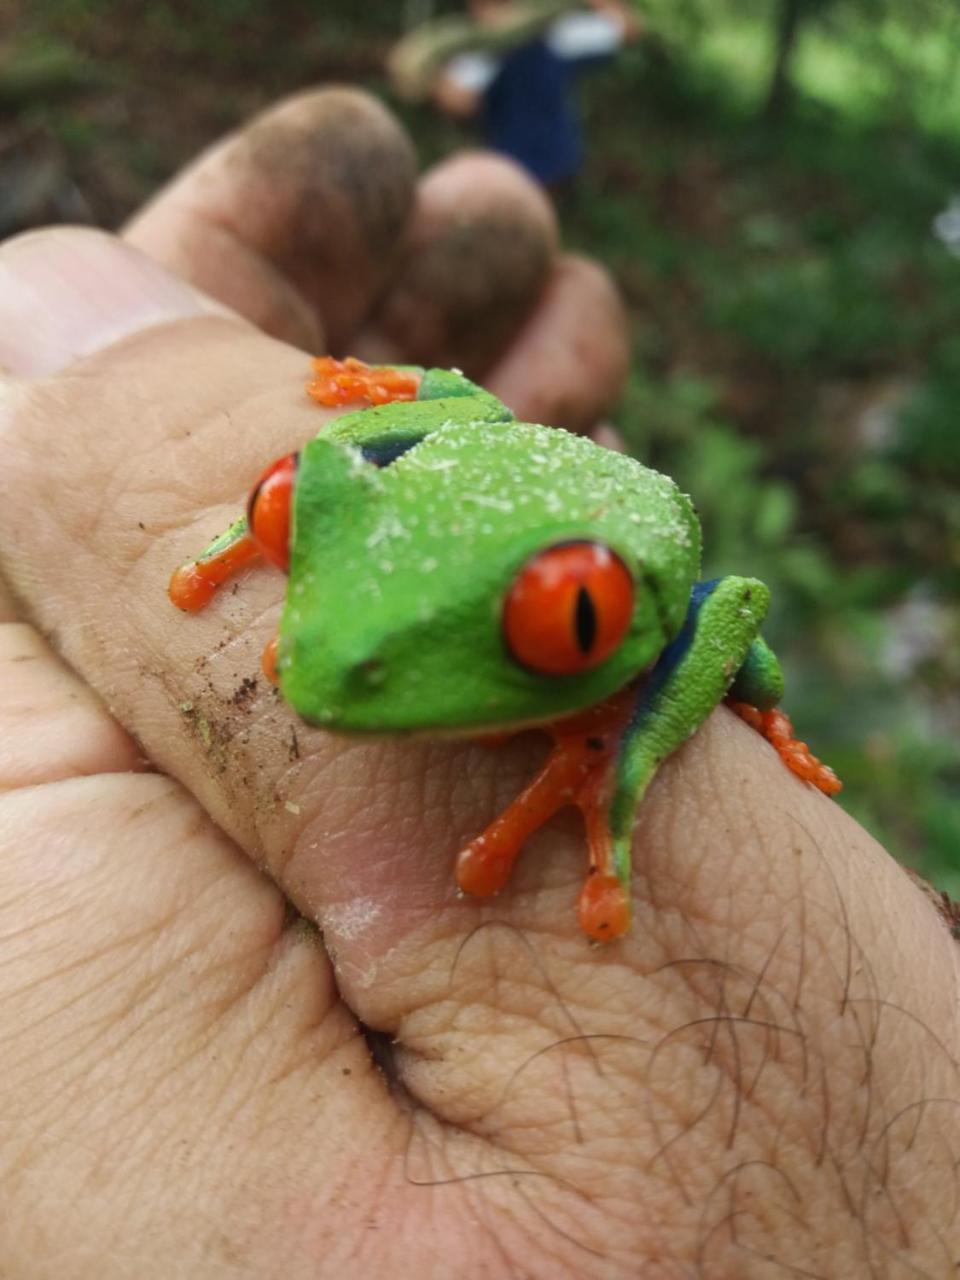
[
  {"x1": 579, "y1": 576, "x2": 772, "y2": 940},
  {"x1": 168, "y1": 453, "x2": 297, "y2": 611},
  {"x1": 455, "y1": 688, "x2": 636, "y2": 912}
]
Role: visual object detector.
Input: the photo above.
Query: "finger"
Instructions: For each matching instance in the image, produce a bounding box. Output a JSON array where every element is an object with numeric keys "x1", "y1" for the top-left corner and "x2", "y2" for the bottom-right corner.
[
  {"x1": 124, "y1": 88, "x2": 417, "y2": 351},
  {"x1": 2, "y1": 229, "x2": 957, "y2": 1270},
  {"x1": 590, "y1": 421, "x2": 628, "y2": 452},
  {"x1": 0, "y1": 623, "x2": 142, "y2": 787},
  {"x1": 356, "y1": 151, "x2": 558, "y2": 378},
  {"x1": 122, "y1": 92, "x2": 622, "y2": 423},
  {"x1": 486, "y1": 254, "x2": 631, "y2": 432}
]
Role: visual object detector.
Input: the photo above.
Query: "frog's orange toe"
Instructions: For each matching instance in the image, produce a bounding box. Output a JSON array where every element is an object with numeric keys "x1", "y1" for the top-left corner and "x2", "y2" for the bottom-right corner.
[
  {"x1": 261, "y1": 636, "x2": 280, "y2": 686},
  {"x1": 307, "y1": 356, "x2": 420, "y2": 408},
  {"x1": 168, "y1": 563, "x2": 216, "y2": 611},
  {"x1": 456, "y1": 836, "x2": 516, "y2": 898},
  {"x1": 578, "y1": 872, "x2": 630, "y2": 942},
  {"x1": 728, "y1": 701, "x2": 843, "y2": 797}
]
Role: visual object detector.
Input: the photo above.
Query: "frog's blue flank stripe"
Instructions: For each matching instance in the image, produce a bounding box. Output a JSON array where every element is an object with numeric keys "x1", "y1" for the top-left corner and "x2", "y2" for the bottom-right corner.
[
  {"x1": 360, "y1": 435, "x2": 426, "y2": 468},
  {"x1": 628, "y1": 578, "x2": 723, "y2": 731}
]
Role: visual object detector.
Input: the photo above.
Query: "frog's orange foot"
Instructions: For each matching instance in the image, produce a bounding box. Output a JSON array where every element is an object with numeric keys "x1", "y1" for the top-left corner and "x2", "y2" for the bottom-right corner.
[
  {"x1": 455, "y1": 688, "x2": 636, "y2": 940},
  {"x1": 168, "y1": 534, "x2": 260, "y2": 611},
  {"x1": 261, "y1": 636, "x2": 280, "y2": 686},
  {"x1": 454, "y1": 736, "x2": 593, "y2": 899},
  {"x1": 456, "y1": 833, "x2": 519, "y2": 898},
  {"x1": 307, "y1": 356, "x2": 420, "y2": 408},
  {"x1": 578, "y1": 871, "x2": 631, "y2": 942},
  {"x1": 729, "y1": 701, "x2": 842, "y2": 796}
]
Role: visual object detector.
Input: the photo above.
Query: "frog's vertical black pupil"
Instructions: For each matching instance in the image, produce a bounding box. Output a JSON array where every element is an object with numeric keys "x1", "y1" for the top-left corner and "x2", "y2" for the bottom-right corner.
[{"x1": 575, "y1": 587, "x2": 597, "y2": 654}]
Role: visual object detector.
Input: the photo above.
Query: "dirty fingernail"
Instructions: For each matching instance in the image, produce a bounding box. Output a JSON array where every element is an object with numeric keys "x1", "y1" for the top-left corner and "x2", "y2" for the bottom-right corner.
[{"x1": 0, "y1": 226, "x2": 232, "y2": 378}]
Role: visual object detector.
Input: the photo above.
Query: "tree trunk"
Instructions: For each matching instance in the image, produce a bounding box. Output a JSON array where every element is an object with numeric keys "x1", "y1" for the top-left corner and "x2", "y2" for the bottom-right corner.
[{"x1": 765, "y1": 0, "x2": 807, "y2": 119}]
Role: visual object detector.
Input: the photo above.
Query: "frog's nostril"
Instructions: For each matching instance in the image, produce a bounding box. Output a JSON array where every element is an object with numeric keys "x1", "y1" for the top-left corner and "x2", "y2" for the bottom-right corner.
[{"x1": 351, "y1": 657, "x2": 387, "y2": 689}]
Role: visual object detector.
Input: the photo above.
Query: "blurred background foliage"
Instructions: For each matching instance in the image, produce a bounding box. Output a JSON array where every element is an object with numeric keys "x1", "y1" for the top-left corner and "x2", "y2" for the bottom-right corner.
[{"x1": 1, "y1": 0, "x2": 958, "y2": 888}]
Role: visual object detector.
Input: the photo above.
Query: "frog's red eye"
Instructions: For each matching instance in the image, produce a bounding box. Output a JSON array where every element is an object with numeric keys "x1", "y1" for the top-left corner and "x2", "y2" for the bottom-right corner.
[
  {"x1": 247, "y1": 452, "x2": 298, "y2": 572},
  {"x1": 503, "y1": 542, "x2": 634, "y2": 676}
]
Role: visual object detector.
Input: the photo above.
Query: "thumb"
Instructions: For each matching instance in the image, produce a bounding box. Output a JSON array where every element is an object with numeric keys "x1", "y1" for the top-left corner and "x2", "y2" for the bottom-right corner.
[
  {"x1": 0, "y1": 226, "x2": 230, "y2": 377},
  {"x1": 2, "y1": 227, "x2": 957, "y2": 1274}
]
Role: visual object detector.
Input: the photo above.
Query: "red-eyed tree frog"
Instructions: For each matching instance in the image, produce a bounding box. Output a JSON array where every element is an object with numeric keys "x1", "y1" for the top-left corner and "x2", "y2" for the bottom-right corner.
[{"x1": 169, "y1": 358, "x2": 840, "y2": 942}]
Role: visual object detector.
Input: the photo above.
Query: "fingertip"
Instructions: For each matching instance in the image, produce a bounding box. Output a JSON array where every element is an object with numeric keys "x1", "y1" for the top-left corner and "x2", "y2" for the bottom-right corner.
[
  {"x1": 418, "y1": 149, "x2": 558, "y2": 240},
  {"x1": 591, "y1": 422, "x2": 628, "y2": 453},
  {"x1": 126, "y1": 87, "x2": 418, "y2": 349},
  {"x1": 368, "y1": 149, "x2": 559, "y2": 376}
]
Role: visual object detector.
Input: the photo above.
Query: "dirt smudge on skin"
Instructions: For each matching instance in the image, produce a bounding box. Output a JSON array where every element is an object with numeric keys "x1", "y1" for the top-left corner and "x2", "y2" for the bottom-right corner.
[
  {"x1": 179, "y1": 700, "x2": 232, "y2": 775},
  {"x1": 230, "y1": 675, "x2": 259, "y2": 707}
]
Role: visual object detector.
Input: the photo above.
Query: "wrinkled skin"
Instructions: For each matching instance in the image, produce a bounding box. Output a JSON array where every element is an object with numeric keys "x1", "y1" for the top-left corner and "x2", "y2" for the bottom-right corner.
[{"x1": 0, "y1": 89, "x2": 958, "y2": 1280}]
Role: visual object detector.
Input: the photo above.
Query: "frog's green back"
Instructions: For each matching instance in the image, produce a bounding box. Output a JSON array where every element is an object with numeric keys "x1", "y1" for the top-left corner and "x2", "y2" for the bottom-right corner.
[{"x1": 280, "y1": 411, "x2": 700, "y2": 732}]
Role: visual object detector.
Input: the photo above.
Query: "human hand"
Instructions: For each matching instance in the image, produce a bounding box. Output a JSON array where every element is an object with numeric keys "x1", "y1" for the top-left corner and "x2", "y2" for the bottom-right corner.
[
  {"x1": 433, "y1": 70, "x2": 484, "y2": 120},
  {"x1": 587, "y1": 0, "x2": 645, "y2": 41},
  {"x1": 0, "y1": 89, "x2": 958, "y2": 1278}
]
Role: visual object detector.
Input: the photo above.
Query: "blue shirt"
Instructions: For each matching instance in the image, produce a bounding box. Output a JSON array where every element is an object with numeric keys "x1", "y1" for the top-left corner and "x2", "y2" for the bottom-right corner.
[{"x1": 482, "y1": 39, "x2": 582, "y2": 186}]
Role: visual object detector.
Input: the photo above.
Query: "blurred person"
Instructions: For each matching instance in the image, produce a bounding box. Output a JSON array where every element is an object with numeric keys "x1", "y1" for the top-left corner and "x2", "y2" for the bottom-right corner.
[{"x1": 433, "y1": 0, "x2": 642, "y2": 188}]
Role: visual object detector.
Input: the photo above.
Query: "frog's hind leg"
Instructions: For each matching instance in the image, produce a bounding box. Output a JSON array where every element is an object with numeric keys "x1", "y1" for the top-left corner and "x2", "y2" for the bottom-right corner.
[
  {"x1": 726, "y1": 637, "x2": 841, "y2": 795},
  {"x1": 455, "y1": 732, "x2": 600, "y2": 899},
  {"x1": 455, "y1": 691, "x2": 633, "y2": 914},
  {"x1": 727, "y1": 635, "x2": 783, "y2": 710}
]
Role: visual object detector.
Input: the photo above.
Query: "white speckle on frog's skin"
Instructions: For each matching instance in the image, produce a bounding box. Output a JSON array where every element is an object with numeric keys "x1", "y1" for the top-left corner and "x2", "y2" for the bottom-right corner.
[
  {"x1": 414, "y1": 458, "x2": 457, "y2": 473},
  {"x1": 322, "y1": 896, "x2": 383, "y2": 942},
  {"x1": 462, "y1": 493, "x2": 515, "y2": 513},
  {"x1": 366, "y1": 512, "x2": 411, "y2": 549}
]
